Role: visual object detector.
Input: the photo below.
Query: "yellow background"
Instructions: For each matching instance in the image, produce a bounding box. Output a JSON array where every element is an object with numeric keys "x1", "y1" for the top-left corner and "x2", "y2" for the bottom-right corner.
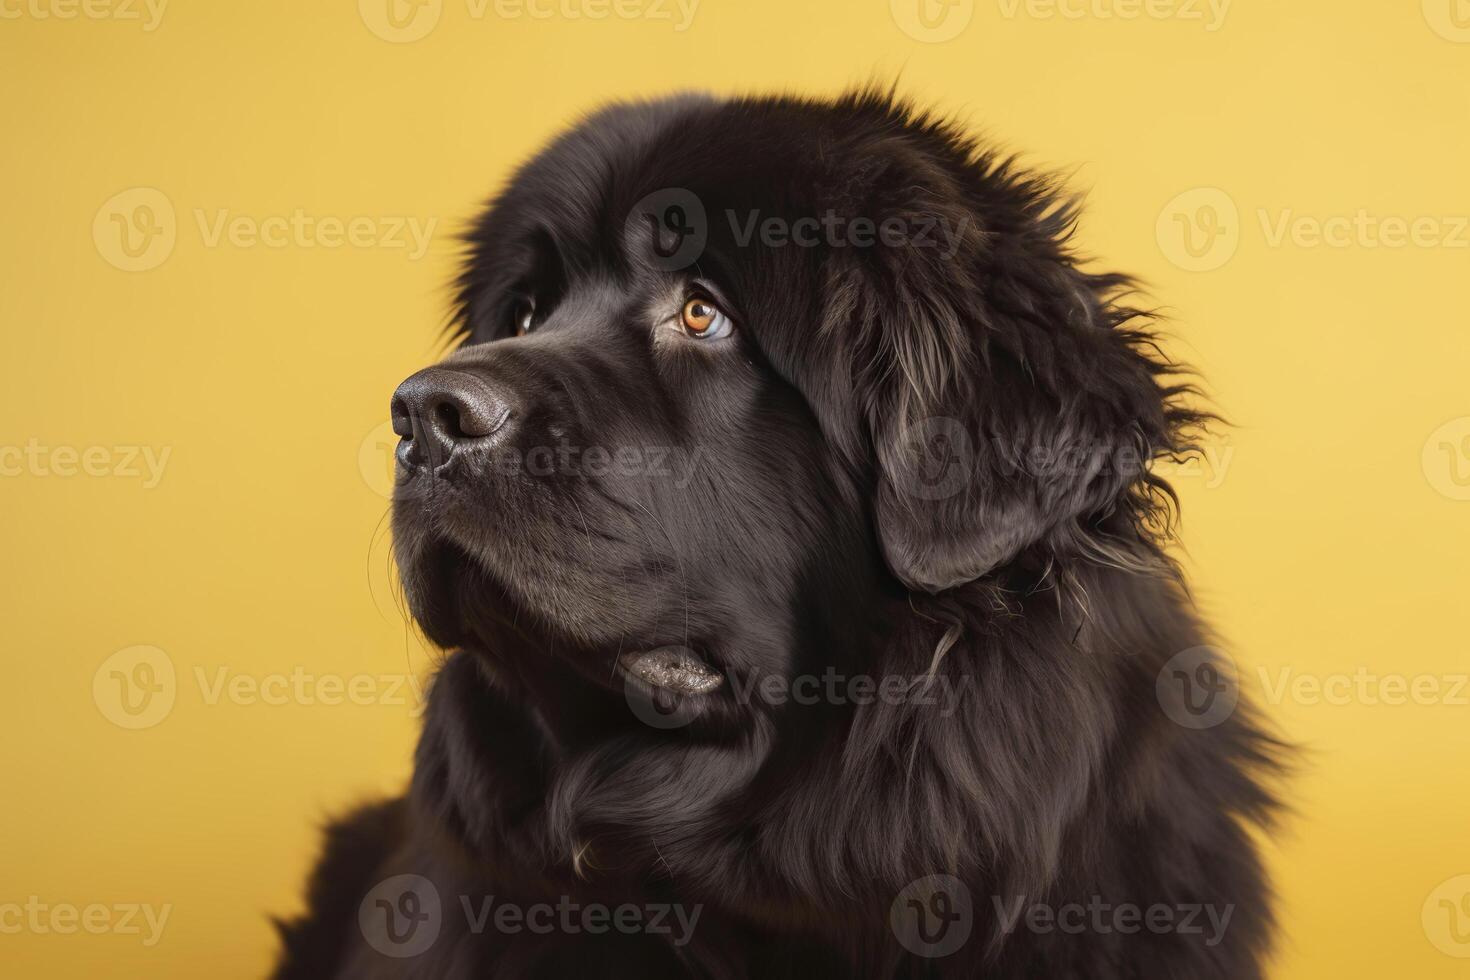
[{"x1": 2, "y1": 0, "x2": 1467, "y2": 975}]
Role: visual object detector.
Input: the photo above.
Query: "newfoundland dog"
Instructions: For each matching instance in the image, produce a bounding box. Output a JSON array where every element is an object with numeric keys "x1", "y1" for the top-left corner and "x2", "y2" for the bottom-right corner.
[{"x1": 274, "y1": 89, "x2": 1283, "y2": 978}]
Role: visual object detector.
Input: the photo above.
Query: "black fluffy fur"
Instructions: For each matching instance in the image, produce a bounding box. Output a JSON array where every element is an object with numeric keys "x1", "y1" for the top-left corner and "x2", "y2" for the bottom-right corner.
[{"x1": 274, "y1": 88, "x2": 1284, "y2": 978}]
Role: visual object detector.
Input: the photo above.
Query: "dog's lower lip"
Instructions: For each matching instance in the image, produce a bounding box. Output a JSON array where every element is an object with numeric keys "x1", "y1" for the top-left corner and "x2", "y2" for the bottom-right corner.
[{"x1": 620, "y1": 646, "x2": 725, "y2": 695}]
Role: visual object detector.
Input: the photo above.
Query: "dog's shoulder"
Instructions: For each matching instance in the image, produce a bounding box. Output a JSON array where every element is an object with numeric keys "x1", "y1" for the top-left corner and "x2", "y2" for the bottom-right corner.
[{"x1": 271, "y1": 797, "x2": 407, "y2": 980}]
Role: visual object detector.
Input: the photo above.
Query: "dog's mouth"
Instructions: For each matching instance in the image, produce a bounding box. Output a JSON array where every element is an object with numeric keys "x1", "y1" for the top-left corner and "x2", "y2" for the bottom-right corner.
[{"x1": 619, "y1": 646, "x2": 725, "y2": 695}]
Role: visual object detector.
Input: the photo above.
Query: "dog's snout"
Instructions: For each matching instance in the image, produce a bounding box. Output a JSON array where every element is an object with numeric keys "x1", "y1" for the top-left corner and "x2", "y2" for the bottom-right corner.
[{"x1": 391, "y1": 368, "x2": 512, "y2": 471}]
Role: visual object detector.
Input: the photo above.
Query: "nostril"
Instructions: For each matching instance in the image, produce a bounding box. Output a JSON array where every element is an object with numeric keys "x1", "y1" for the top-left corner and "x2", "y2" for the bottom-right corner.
[
  {"x1": 433, "y1": 400, "x2": 468, "y2": 440},
  {"x1": 390, "y1": 397, "x2": 414, "y2": 439}
]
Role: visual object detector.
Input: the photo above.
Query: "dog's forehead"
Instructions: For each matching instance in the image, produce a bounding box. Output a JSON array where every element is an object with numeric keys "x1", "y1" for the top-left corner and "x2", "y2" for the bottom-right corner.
[{"x1": 507, "y1": 95, "x2": 929, "y2": 255}]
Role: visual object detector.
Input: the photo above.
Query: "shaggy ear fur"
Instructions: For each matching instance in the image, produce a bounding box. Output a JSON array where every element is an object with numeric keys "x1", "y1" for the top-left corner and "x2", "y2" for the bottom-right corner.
[{"x1": 832, "y1": 133, "x2": 1186, "y2": 593}]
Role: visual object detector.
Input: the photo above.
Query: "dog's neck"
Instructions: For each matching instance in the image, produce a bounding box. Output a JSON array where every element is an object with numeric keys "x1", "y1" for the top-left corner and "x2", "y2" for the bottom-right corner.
[{"x1": 407, "y1": 558, "x2": 1189, "y2": 921}]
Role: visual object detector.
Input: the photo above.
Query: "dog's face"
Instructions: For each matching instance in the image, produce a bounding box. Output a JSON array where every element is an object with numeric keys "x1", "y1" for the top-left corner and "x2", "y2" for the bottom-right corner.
[
  {"x1": 391, "y1": 92, "x2": 1179, "y2": 752},
  {"x1": 392, "y1": 99, "x2": 888, "y2": 735}
]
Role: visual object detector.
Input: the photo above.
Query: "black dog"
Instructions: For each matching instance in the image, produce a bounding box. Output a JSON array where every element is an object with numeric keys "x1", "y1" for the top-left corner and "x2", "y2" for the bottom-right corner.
[{"x1": 274, "y1": 89, "x2": 1283, "y2": 978}]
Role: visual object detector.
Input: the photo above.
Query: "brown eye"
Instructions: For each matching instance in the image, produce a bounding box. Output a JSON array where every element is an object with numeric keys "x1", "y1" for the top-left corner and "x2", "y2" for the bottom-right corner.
[
  {"x1": 680, "y1": 297, "x2": 733, "y2": 340},
  {"x1": 512, "y1": 298, "x2": 536, "y2": 336}
]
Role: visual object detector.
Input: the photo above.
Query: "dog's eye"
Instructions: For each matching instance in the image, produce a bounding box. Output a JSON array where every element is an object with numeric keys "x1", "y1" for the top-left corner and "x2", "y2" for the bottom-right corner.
[
  {"x1": 680, "y1": 297, "x2": 733, "y2": 340},
  {"x1": 512, "y1": 298, "x2": 537, "y2": 337}
]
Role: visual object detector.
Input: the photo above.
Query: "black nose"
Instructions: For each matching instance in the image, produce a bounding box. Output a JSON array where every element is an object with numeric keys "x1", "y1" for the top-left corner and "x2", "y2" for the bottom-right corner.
[{"x1": 390, "y1": 368, "x2": 512, "y2": 472}]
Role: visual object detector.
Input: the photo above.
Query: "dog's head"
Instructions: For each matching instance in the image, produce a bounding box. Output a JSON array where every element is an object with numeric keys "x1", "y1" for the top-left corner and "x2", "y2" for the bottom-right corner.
[
  {"x1": 345, "y1": 92, "x2": 1290, "y2": 975},
  {"x1": 393, "y1": 91, "x2": 1184, "y2": 721}
]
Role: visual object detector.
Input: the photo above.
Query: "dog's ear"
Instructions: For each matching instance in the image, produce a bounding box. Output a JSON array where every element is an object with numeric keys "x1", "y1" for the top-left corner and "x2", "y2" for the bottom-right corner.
[{"x1": 838, "y1": 196, "x2": 1180, "y2": 594}]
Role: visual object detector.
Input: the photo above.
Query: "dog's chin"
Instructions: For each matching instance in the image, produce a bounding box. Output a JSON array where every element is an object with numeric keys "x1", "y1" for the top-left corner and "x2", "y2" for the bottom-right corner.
[
  {"x1": 395, "y1": 529, "x2": 556, "y2": 655},
  {"x1": 392, "y1": 482, "x2": 549, "y2": 650},
  {"x1": 397, "y1": 527, "x2": 729, "y2": 698},
  {"x1": 395, "y1": 534, "x2": 481, "y2": 650},
  {"x1": 395, "y1": 528, "x2": 576, "y2": 654}
]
